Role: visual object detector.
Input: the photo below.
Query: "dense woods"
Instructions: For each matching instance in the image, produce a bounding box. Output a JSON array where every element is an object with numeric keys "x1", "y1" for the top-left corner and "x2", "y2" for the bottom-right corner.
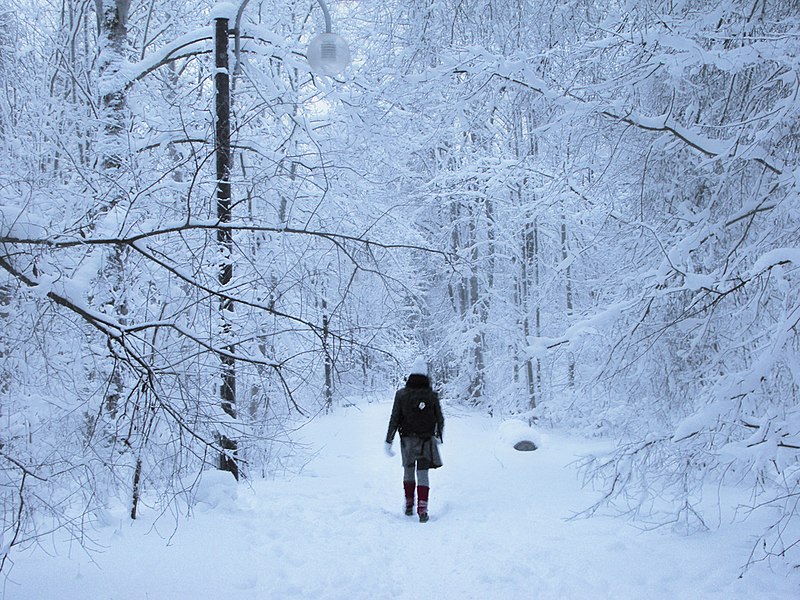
[{"x1": 1, "y1": 0, "x2": 797, "y2": 570}]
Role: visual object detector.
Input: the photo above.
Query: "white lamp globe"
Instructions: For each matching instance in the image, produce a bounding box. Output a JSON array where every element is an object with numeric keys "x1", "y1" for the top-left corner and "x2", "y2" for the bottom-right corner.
[{"x1": 307, "y1": 32, "x2": 351, "y2": 76}]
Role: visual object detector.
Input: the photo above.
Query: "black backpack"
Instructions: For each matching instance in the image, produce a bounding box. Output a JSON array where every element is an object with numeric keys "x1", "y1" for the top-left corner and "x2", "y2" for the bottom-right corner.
[{"x1": 403, "y1": 389, "x2": 437, "y2": 435}]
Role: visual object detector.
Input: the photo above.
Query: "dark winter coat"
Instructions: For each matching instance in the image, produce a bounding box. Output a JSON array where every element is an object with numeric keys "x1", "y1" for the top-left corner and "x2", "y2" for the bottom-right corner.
[
  {"x1": 385, "y1": 375, "x2": 444, "y2": 444},
  {"x1": 386, "y1": 375, "x2": 445, "y2": 470}
]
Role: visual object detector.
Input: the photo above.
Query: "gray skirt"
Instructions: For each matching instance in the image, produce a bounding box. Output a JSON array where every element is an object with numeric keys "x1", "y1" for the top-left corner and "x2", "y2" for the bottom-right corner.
[{"x1": 401, "y1": 435, "x2": 443, "y2": 470}]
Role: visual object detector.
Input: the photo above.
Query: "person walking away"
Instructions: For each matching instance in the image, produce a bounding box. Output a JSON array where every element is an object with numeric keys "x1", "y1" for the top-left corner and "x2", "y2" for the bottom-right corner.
[{"x1": 385, "y1": 357, "x2": 444, "y2": 522}]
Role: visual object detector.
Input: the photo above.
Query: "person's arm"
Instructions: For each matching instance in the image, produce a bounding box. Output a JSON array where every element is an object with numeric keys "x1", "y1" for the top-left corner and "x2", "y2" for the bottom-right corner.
[
  {"x1": 385, "y1": 391, "x2": 402, "y2": 443},
  {"x1": 433, "y1": 392, "x2": 444, "y2": 443}
]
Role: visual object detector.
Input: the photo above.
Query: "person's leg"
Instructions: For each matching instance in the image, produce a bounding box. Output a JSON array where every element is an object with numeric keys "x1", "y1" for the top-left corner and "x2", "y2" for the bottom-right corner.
[
  {"x1": 403, "y1": 468, "x2": 415, "y2": 514},
  {"x1": 417, "y1": 468, "x2": 429, "y2": 487},
  {"x1": 416, "y1": 468, "x2": 429, "y2": 521},
  {"x1": 402, "y1": 440, "x2": 416, "y2": 514}
]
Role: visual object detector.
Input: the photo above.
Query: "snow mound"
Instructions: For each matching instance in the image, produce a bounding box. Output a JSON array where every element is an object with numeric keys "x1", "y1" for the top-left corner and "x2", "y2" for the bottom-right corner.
[
  {"x1": 191, "y1": 470, "x2": 239, "y2": 510},
  {"x1": 498, "y1": 419, "x2": 543, "y2": 450}
]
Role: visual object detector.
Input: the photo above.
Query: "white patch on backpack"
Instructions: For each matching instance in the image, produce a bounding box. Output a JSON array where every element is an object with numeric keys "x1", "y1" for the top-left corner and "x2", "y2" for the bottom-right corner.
[{"x1": 418, "y1": 401, "x2": 426, "y2": 410}]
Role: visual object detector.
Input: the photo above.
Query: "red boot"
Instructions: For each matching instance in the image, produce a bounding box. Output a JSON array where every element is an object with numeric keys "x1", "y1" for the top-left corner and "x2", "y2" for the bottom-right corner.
[
  {"x1": 403, "y1": 481, "x2": 415, "y2": 516},
  {"x1": 417, "y1": 485, "x2": 429, "y2": 522}
]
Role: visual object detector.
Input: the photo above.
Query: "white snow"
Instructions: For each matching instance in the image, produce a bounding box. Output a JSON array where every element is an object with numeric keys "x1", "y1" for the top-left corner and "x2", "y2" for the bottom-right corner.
[
  {"x1": 4, "y1": 400, "x2": 796, "y2": 599},
  {"x1": 209, "y1": 2, "x2": 238, "y2": 21},
  {"x1": 751, "y1": 248, "x2": 800, "y2": 273}
]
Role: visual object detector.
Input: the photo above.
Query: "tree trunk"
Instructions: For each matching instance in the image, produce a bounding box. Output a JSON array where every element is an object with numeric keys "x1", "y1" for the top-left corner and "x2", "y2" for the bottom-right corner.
[
  {"x1": 322, "y1": 296, "x2": 334, "y2": 412},
  {"x1": 95, "y1": 0, "x2": 131, "y2": 419},
  {"x1": 560, "y1": 217, "x2": 575, "y2": 388},
  {"x1": 96, "y1": 0, "x2": 130, "y2": 171},
  {"x1": 130, "y1": 458, "x2": 142, "y2": 519}
]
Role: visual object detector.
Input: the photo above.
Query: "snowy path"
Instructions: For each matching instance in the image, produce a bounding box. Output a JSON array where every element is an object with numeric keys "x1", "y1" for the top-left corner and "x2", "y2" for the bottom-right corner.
[{"x1": 6, "y1": 400, "x2": 796, "y2": 599}]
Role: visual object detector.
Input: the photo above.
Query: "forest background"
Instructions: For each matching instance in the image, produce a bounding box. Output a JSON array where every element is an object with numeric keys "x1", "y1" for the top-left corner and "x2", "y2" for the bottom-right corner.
[{"x1": 0, "y1": 0, "x2": 798, "y2": 575}]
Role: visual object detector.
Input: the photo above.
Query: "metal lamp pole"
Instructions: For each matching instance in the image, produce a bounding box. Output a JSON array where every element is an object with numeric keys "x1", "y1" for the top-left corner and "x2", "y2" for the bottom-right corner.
[{"x1": 211, "y1": 1, "x2": 350, "y2": 479}]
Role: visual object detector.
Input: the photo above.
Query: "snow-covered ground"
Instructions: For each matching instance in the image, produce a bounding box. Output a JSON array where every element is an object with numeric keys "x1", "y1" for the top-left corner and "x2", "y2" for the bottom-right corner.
[{"x1": 4, "y1": 399, "x2": 797, "y2": 599}]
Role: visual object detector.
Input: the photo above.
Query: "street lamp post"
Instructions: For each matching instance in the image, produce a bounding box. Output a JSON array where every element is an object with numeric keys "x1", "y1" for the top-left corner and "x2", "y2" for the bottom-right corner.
[
  {"x1": 213, "y1": 8, "x2": 237, "y2": 479},
  {"x1": 211, "y1": 1, "x2": 350, "y2": 479}
]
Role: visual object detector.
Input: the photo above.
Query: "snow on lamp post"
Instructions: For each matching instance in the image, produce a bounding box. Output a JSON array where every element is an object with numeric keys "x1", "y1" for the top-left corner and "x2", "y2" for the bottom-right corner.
[{"x1": 210, "y1": 0, "x2": 350, "y2": 480}]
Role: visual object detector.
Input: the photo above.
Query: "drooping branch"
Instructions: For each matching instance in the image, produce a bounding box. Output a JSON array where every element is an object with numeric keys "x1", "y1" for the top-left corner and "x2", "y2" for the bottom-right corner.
[{"x1": 0, "y1": 222, "x2": 457, "y2": 263}]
